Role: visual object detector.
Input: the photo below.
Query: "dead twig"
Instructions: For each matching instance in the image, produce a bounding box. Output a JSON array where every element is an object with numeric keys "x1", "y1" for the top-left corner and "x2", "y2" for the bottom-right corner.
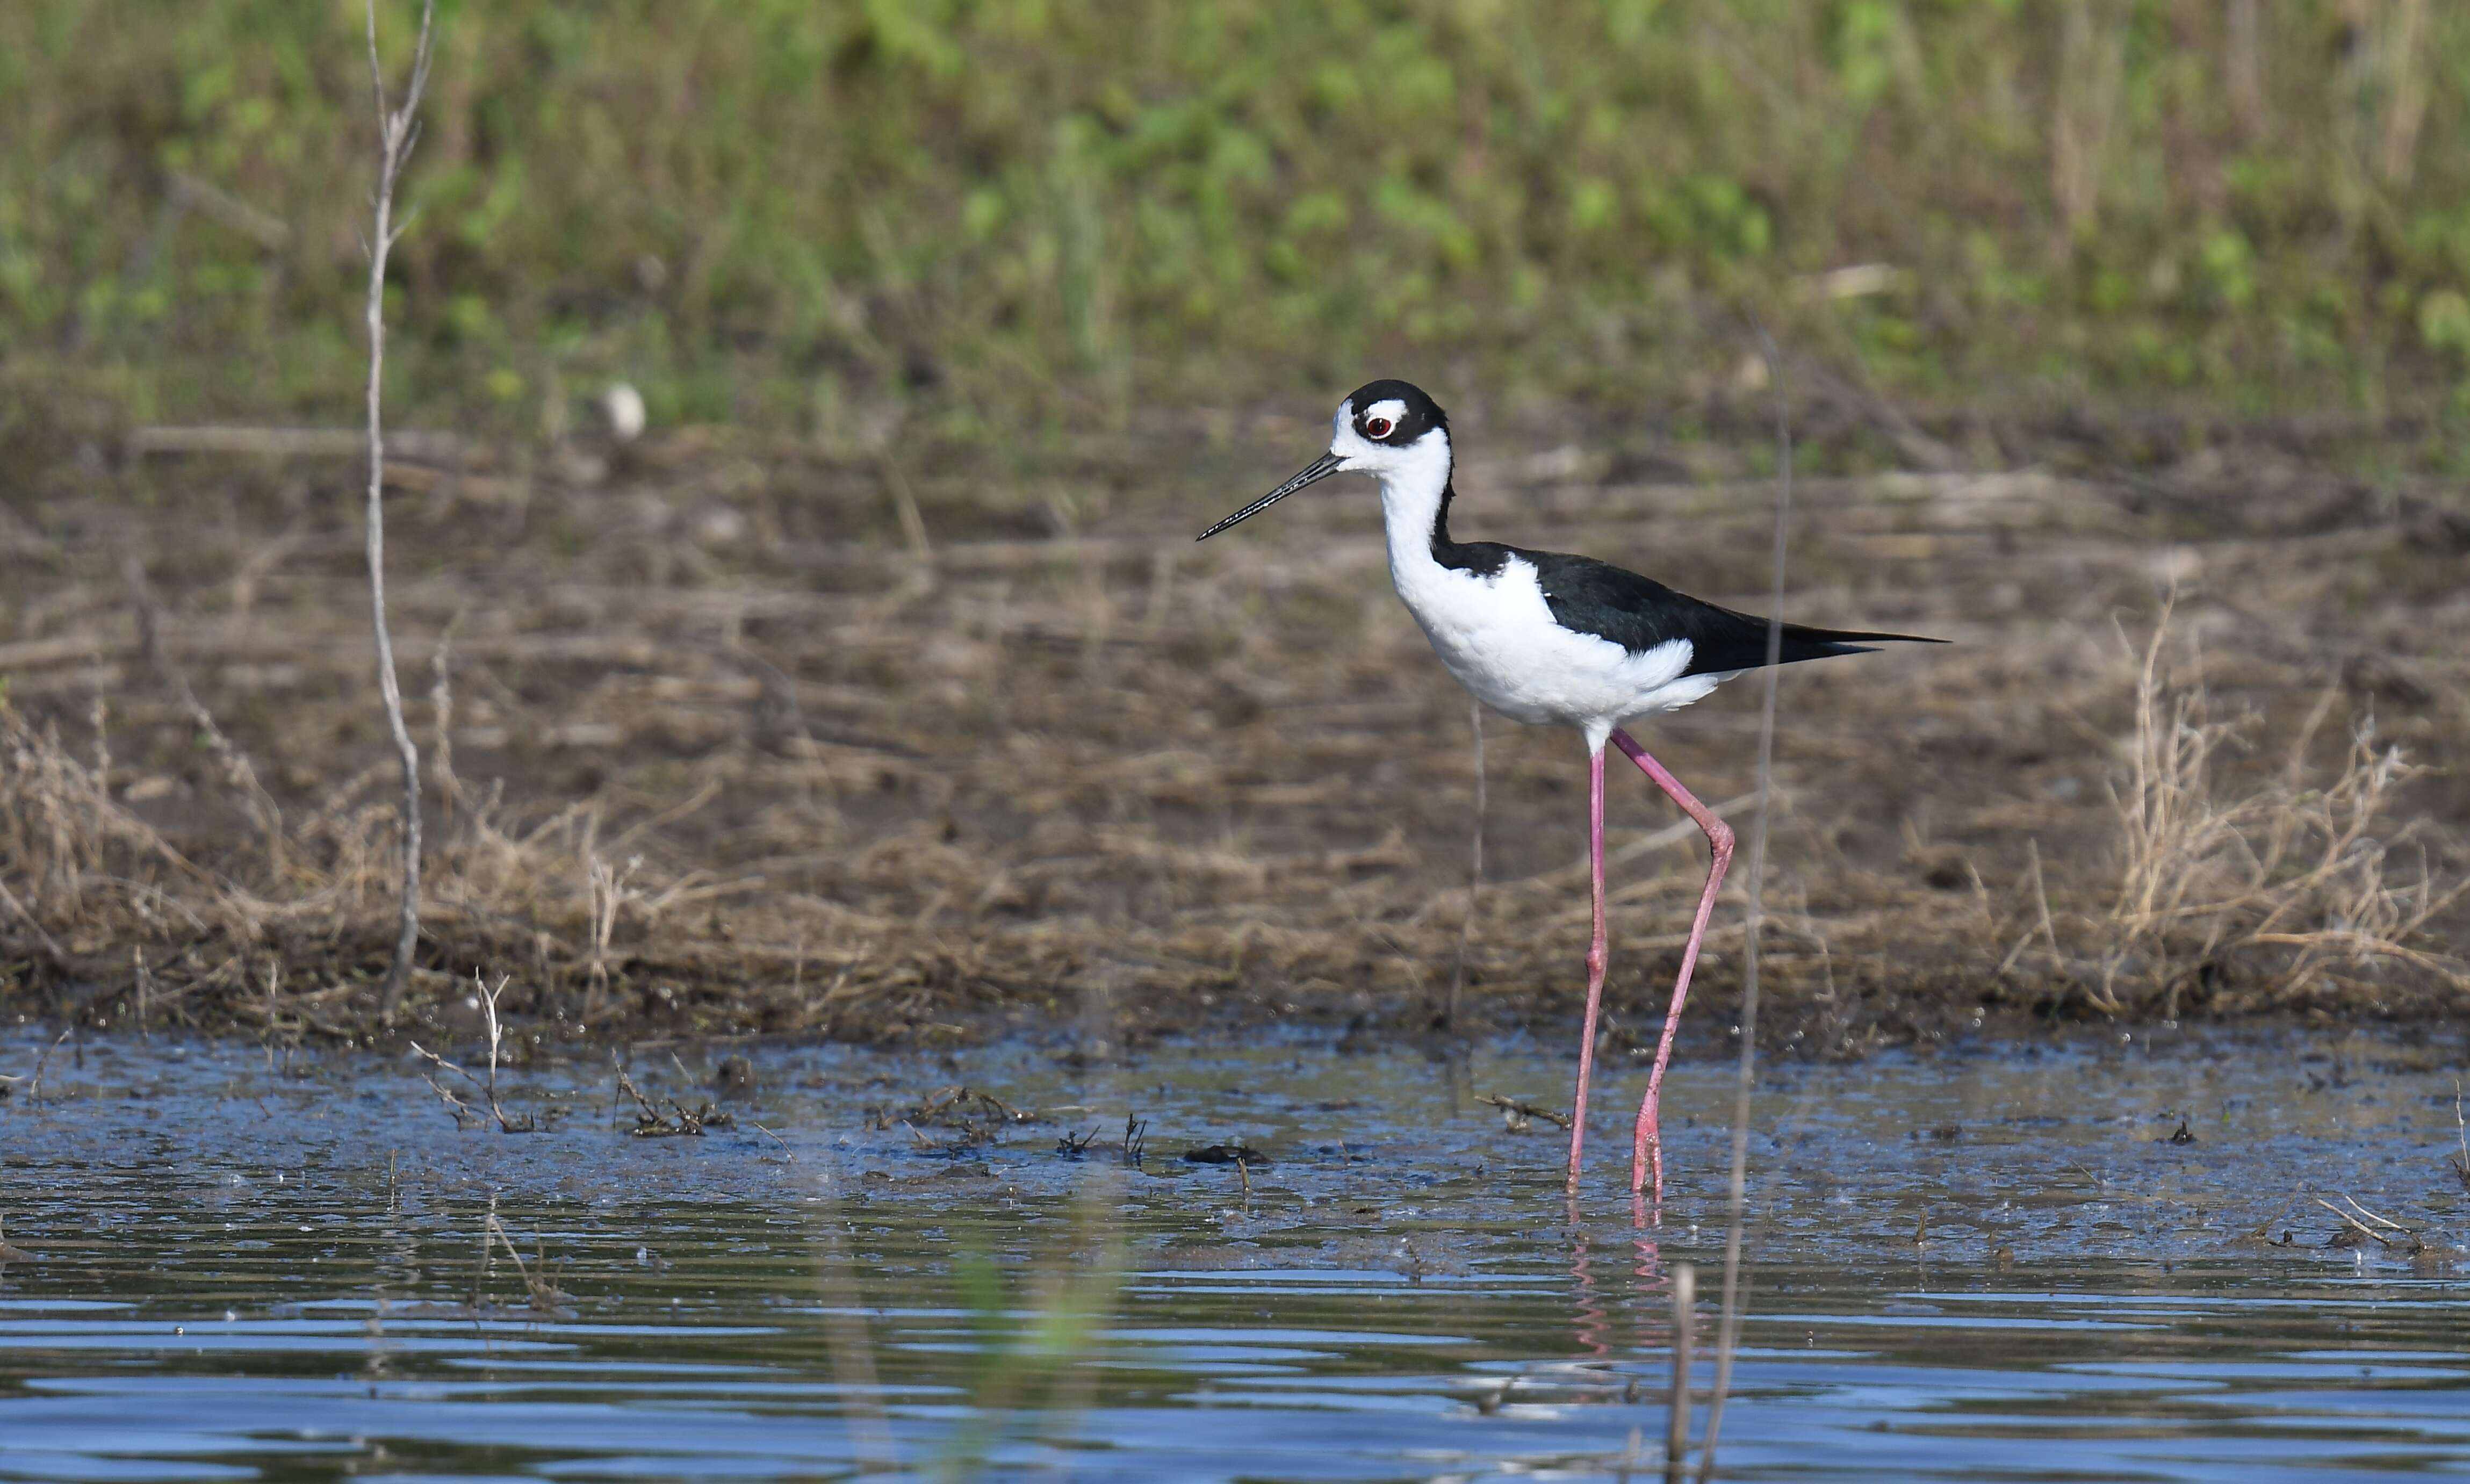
[
  {"x1": 2315, "y1": 1198, "x2": 2392, "y2": 1248},
  {"x1": 2316, "y1": 1194, "x2": 2424, "y2": 1255},
  {"x1": 583, "y1": 854, "x2": 638, "y2": 1026},
  {"x1": 364, "y1": 0, "x2": 441, "y2": 1025},
  {"x1": 407, "y1": 1044, "x2": 484, "y2": 1127},
  {"x1": 404, "y1": 975, "x2": 532, "y2": 1130},
  {"x1": 408, "y1": 1044, "x2": 531, "y2": 1131}
]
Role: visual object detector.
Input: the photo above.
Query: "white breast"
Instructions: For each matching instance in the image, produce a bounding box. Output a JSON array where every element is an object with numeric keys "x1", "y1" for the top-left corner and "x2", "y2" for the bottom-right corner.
[{"x1": 1387, "y1": 548, "x2": 1720, "y2": 741}]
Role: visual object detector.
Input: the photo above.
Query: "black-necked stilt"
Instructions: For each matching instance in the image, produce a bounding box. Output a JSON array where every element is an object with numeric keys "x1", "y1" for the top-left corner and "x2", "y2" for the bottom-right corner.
[{"x1": 1199, "y1": 380, "x2": 1941, "y2": 1198}]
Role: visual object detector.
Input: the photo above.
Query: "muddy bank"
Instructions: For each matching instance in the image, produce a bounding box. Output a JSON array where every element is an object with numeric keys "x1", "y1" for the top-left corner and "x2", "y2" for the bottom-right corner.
[{"x1": 0, "y1": 414, "x2": 2464, "y2": 1047}]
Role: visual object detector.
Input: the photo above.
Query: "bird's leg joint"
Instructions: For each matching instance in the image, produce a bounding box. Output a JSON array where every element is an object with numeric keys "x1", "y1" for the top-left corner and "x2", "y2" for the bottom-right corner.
[{"x1": 1705, "y1": 816, "x2": 1736, "y2": 861}]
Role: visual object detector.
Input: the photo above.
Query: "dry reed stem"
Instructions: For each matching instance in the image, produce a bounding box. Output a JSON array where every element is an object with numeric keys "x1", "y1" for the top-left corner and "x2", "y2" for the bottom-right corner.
[
  {"x1": 2052, "y1": 0, "x2": 2128, "y2": 242},
  {"x1": 2375, "y1": 0, "x2": 2431, "y2": 187}
]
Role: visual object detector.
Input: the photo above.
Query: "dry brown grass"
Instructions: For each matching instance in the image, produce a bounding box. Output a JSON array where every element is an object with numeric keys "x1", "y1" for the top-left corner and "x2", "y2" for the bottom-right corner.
[
  {"x1": 2089, "y1": 606, "x2": 2469, "y2": 1014},
  {"x1": 0, "y1": 415, "x2": 2464, "y2": 1044}
]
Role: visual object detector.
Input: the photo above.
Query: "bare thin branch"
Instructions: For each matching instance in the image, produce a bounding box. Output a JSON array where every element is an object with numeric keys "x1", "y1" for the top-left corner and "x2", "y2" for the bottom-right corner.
[{"x1": 365, "y1": 0, "x2": 440, "y2": 1025}]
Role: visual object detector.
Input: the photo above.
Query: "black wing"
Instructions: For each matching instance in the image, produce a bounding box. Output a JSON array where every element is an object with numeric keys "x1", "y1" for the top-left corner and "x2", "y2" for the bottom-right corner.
[{"x1": 1514, "y1": 548, "x2": 1943, "y2": 676}]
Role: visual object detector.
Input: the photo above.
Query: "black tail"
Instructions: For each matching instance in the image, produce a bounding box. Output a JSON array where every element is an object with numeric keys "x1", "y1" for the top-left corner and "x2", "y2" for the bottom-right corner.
[
  {"x1": 1681, "y1": 611, "x2": 1945, "y2": 677},
  {"x1": 1772, "y1": 622, "x2": 1946, "y2": 664}
]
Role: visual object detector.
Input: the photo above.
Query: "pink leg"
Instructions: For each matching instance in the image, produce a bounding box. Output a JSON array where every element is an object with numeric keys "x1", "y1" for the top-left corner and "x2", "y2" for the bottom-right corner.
[
  {"x1": 1609, "y1": 728, "x2": 1735, "y2": 1201},
  {"x1": 1566, "y1": 746, "x2": 1609, "y2": 1190}
]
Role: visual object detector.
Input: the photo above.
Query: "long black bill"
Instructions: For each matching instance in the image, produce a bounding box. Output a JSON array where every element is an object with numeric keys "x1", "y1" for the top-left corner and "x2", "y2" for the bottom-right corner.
[{"x1": 1196, "y1": 452, "x2": 1343, "y2": 541}]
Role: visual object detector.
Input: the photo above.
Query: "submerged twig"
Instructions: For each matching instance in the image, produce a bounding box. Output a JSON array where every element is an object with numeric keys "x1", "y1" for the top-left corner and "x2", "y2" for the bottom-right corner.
[
  {"x1": 612, "y1": 1051, "x2": 732, "y2": 1136},
  {"x1": 1479, "y1": 1093, "x2": 1572, "y2": 1132},
  {"x1": 481, "y1": 1211, "x2": 563, "y2": 1311},
  {"x1": 7, "y1": 1030, "x2": 76, "y2": 1106},
  {"x1": 918, "y1": 1085, "x2": 1033, "y2": 1125}
]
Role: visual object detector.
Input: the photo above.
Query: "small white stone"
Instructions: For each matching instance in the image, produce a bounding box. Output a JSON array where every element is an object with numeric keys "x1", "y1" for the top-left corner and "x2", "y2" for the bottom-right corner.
[{"x1": 601, "y1": 381, "x2": 647, "y2": 443}]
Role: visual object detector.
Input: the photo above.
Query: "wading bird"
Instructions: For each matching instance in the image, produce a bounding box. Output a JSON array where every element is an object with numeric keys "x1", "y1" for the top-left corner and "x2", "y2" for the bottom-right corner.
[{"x1": 1198, "y1": 380, "x2": 1938, "y2": 1198}]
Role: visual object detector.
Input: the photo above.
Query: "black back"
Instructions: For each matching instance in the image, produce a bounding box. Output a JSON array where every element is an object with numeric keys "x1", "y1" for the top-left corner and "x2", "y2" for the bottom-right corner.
[
  {"x1": 1526, "y1": 549, "x2": 1936, "y2": 673},
  {"x1": 1442, "y1": 535, "x2": 1940, "y2": 675}
]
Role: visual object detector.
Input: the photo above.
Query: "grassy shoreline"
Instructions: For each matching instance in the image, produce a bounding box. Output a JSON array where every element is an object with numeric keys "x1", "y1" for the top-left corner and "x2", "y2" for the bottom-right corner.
[{"x1": 7, "y1": 2, "x2": 2470, "y2": 452}]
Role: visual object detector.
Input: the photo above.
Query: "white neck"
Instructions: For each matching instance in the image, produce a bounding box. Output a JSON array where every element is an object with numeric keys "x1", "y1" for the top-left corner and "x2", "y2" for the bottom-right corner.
[{"x1": 1368, "y1": 431, "x2": 1455, "y2": 573}]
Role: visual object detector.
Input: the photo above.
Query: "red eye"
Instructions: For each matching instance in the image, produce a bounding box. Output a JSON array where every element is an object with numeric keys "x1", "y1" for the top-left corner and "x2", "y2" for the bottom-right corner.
[{"x1": 1364, "y1": 416, "x2": 1394, "y2": 438}]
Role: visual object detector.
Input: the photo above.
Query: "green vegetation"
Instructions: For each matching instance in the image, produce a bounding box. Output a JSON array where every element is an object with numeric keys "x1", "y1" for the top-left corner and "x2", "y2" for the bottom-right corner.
[{"x1": 4, "y1": 0, "x2": 2467, "y2": 444}]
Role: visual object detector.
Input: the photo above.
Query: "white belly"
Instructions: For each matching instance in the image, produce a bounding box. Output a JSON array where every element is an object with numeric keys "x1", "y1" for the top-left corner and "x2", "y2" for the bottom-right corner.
[{"x1": 1389, "y1": 550, "x2": 1721, "y2": 737}]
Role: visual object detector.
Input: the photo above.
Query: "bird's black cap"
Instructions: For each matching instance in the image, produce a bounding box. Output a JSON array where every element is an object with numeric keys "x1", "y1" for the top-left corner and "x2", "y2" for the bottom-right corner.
[{"x1": 1344, "y1": 379, "x2": 1449, "y2": 444}]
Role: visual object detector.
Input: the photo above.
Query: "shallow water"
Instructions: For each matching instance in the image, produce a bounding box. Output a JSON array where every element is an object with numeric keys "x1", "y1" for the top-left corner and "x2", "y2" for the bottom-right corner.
[{"x1": 1, "y1": 1025, "x2": 2466, "y2": 1482}]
